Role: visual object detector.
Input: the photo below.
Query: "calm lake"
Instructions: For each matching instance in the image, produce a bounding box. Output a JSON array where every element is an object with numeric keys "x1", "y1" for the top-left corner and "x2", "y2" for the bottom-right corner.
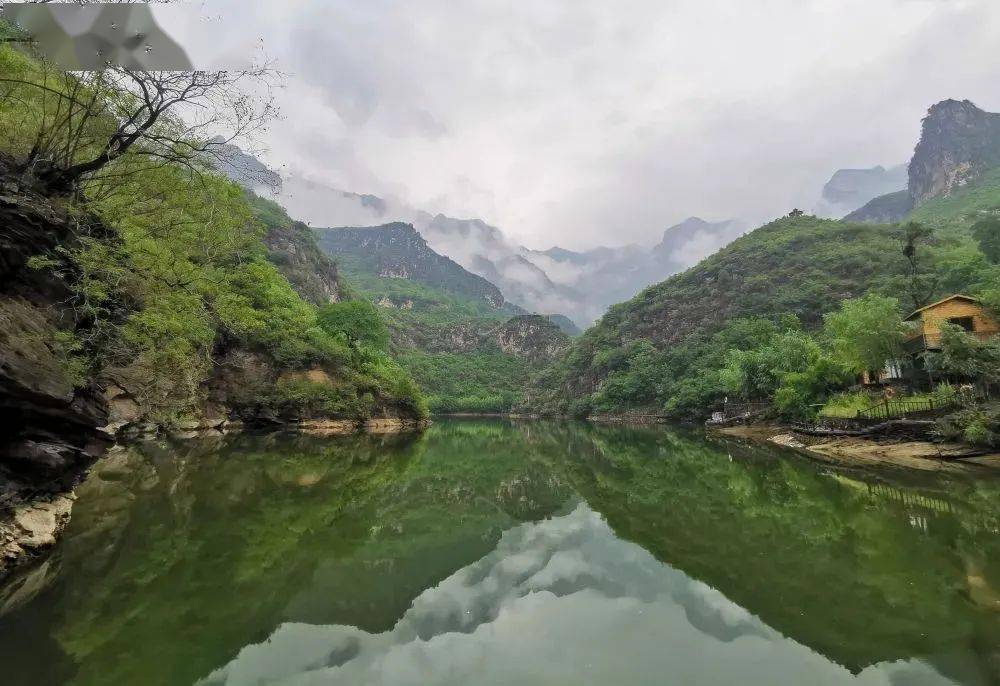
[{"x1": 1, "y1": 419, "x2": 999, "y2": 685}]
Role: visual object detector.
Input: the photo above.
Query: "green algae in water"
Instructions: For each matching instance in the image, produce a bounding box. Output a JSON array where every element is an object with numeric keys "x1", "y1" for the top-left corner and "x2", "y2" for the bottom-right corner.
[{"x1": 1, "y1": 419, "x2": 999, "y2": 685}]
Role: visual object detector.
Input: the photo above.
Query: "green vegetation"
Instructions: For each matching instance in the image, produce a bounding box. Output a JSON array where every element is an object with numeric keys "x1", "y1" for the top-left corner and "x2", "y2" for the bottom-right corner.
[
  {"x1": 823, "y1": 293, "x2": 909, "y2": 374},
  {"x1": 0, "y1": 42, "x2": 425, "y2": 423},
  {"x1": 528, "y1": 191, "x2": 1000, "y2": 423},
  {"x1": 396, "y1": 350, "x2": 529, "y2": 413},
  {"x1": 819, "y1": 392, "x2": 879, "y2": 418},
  {"x1": 321, "y1": 233, "x2": 551, "y2": 414},
  {"x1": 908, "y1": 167, "x2": 1000, "y2": 227},
  {"x1": 315, "y1": 224, "x2": 512, "y2": 310},
  {"x1": 318, "y1": 300, "x2": 391, "y2": 351},
  {"x1": 971, "y1": 216, "x2": 1000, "y2": 263}
]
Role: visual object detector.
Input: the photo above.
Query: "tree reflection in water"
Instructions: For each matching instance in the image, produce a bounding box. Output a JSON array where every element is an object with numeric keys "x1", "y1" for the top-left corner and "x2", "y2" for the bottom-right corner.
[{"x1": 1, "y1": 420, "x2": 998, "y2": 685}]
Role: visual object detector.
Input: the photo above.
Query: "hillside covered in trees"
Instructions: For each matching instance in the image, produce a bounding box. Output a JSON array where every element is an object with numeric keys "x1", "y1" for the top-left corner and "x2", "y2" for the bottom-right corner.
[
  {"x1": 0, "y1": 36, "x2": 429, "y2": 561},
  {"x1": 315, "y1": 223, "x2": 570, "y2": 413},
  {"x1": 524, "y1": 100, "x2": 1000, "y2": 435}
]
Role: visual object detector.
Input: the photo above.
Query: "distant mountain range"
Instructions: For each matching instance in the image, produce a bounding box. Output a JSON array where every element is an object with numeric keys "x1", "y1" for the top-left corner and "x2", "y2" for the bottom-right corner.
[
  {"x1": 524, "y1": 97, "x2": 1000, "y2": 420},
  {"x1": 297, "y1": 181, "x2": 745, "y2": 327},
  {"x1": 214, "y1": 144, "x2": 748, "y2": 328}
]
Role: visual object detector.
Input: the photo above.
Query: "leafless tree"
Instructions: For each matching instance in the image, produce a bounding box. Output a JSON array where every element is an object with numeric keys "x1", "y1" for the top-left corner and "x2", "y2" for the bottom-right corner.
[{"x1": 0, "y1": 57, "x2": 280, "y2": 194}]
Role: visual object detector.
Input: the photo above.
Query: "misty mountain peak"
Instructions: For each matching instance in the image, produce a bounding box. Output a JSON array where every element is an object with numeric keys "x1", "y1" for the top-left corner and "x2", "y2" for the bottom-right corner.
[
  {"x1": 819, "y1": 165, "x2": 907, "y2": 215},
  {"x1": 314, "y1": 223, "x2": 509, "y2": 309},
  {"x1": 657, "y1": 217, "x2": 739, "y2": 252}
]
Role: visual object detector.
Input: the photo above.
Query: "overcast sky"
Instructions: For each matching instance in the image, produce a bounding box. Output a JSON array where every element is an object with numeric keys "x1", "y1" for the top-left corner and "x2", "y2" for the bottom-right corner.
[{"x1": 160, "y1": 0, "x2": 1000, "y2": 249}]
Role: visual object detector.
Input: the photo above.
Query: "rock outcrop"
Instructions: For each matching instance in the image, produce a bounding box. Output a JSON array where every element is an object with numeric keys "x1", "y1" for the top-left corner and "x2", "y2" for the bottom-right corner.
[
  {"x1": 909, "y1": 99, "x2": 1000, "y2": 205},
  {"x1": 842, "y1": 100, "x2": 1000, "y2": 223},
  {"x1": 0, "y1": 171, "x2": 112, "y2": 578}
]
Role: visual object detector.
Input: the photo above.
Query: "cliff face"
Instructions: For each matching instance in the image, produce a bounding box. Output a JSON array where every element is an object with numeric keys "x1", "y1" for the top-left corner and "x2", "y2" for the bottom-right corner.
[
  {"x1": 316, "y1": 223, "x2": 509, "y2": 308},
  {"x1": 0, "y1": 178, "x2": 112, "y2": 577},
  {"x1": 909, "y1": 99, "x2": 1000, "y2": 205},
  {"x1": 263, "y1": 221, "x2": 340, "y2": 305},
  {"x1": 387, "y1": 314, "x2": 569, "y2": 363},
  {"x1": 835, "y1": 100, "x2": 1000, "y2": 224}
]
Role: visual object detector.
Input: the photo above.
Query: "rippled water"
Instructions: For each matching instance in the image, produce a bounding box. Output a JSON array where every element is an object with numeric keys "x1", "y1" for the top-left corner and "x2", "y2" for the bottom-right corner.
[{"x1": 1, "y1": 419, "x2": 999, "y2": 685}]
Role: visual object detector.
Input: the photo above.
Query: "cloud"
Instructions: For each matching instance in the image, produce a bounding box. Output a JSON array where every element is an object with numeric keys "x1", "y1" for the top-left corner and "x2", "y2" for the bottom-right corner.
[
  {"x1": 159, "y1": 0, "x2": 1000, "y2": 250},
  {"x1": 198, "y1": 504, "x2": 961, "y2": 686}
]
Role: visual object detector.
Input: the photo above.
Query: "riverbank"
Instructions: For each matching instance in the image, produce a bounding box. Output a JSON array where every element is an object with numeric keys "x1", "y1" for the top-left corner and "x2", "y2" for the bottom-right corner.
[
  {"x1": 715, "y1": 423, "x2": 1000, "y2": 472},
  {"x1": 0, "y1": 417, "x2": 429, "y2": 582}
]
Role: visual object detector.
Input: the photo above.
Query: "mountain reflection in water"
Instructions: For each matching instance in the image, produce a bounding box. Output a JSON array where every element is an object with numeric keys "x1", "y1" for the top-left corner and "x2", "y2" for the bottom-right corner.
[
  {"x1": 0, "y1": 419, "x2": 998, "y2": 686},
  {"x1": 201, "y1": 504, "x2": 961, "y2": 686}
]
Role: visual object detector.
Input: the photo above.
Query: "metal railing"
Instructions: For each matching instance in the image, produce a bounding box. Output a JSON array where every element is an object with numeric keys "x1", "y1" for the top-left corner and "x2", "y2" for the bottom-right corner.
[{"x1": 856, "y1": 396, "x2": 949, "y2": 422}]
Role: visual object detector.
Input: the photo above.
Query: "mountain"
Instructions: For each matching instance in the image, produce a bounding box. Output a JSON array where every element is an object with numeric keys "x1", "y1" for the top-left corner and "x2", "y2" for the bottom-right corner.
[
  {"x1": 545, "y1": 314, "x2": 582, "y2": 337},
  {"x1": 526, "y1": 217, "x2": 747, "y2": 321},
  {"x1": 525, "y1": 99, "x2": 1000, "y2": 419},
  {"x1": 237, "y1": 159, "x2": 745, "y2": 327},
  {"x1": 815, "y1": 165, "x2": 907, "y2": 218},
  {"x1": 844, "y1": 190, "x2": 914, "y2": 223},
  {"x1": 849, "y1": 99, "x2": 1000, "y2": 223},
  {"x1": 312, "y1": 222, "x2": 570, "y2": 413},
  {"x1": 210, "y1": 137, "x2": 283, "y2": 193},
  {"x1": 315, "y1": 223, "x2": 511, "y2": 310},
  {"x1": 416, "y1": 213, "x2": 580, "y2": 311},
  {"x1": 909, "y1": 99, "x2": 1000, "y2": 204},
  {"x1": 654, "y1": 216, "x2": 746, "y2": 262}
]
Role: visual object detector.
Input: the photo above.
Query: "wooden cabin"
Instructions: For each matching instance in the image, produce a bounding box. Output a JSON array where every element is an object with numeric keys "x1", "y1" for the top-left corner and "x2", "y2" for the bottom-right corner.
[{"x1": 903, "y1": 294, "x2": 1000, "y2": 352}]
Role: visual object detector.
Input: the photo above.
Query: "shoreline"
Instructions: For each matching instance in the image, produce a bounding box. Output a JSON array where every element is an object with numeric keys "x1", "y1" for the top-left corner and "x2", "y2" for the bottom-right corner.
[
  {"x1": 1, "y1": 416, "x2": 431, "y2": 583},
  {"x1": 713, "y1": 423, "x2": 1000, "y2": 473}
]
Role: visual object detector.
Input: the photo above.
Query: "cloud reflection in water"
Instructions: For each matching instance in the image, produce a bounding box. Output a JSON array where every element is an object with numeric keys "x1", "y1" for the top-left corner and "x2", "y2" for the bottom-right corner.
[{"x1": 200, "y1": 504, "x2": 962, "y2": 686}]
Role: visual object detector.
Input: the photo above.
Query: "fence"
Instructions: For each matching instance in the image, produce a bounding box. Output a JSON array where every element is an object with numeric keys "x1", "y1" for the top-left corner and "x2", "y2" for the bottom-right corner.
[{"x1": 856, "y1": 396, "x2": 951, "y2": 422}]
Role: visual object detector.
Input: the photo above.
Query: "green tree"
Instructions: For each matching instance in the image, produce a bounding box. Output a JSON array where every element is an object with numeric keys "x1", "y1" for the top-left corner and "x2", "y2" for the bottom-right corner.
[
  {"x1": 924, "y1": 322, "x2": 1000, "y2": 386},
  {"x1": 317, "y1": 301, "x2": 390, "y2": 351},
  {"x1": 899, "y1": 222, "x2": 939, "y2": 310},
  {"x1": 824, "y1": 294, "x2": 909, "y2": 375},
  {"x1": 971, "y1": 216, "x2": 1000, "y2": 264},
  {"x1": 720, "y1": 330, "x2": 850, "y2": 416}
]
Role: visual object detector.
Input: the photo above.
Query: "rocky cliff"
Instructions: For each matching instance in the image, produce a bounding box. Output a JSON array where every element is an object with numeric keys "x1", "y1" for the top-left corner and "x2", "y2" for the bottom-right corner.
[
  {"x1": 263, "y1": 220, "x2": 340, "y2": 305},
  {"x1": 0, "y1": 171, "x2": 424, "y2": 579},
  {"x1": 495, "y1": 315, "x2": 571, "y2": 363},
  {"x1": 0, "y1": 174, "x2": 112, "y2": 577},
  {"x1": 849, "y1": 100, "x2": 1000, "y2": 223},
  {"x1": 909, "y1": 99, "x2": 1000, "y2": 205}
]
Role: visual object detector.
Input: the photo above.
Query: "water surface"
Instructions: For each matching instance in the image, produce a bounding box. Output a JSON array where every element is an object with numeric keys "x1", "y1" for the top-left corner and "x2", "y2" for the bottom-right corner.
[{"x1": 1, "y1": 419, "x2": 999, "y2": 685}]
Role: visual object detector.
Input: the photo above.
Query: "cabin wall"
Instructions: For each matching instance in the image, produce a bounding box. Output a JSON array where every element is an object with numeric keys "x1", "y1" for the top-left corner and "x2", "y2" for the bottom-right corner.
[{"x1": 917, "y1": 301, "x2": 1000, "y2": 336}]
